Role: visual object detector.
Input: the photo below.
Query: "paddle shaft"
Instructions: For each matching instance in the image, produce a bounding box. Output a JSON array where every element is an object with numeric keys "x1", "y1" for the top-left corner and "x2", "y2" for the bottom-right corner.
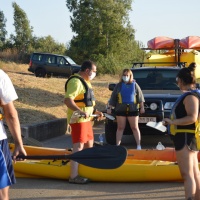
[
  {"x1": 16, "y1": 145, "x2": 127, "y2": 169},
  {"x1": 79, "y1": 113, "x2": 115, "y2": 120},
  {"x1": 18, "y1": 154, "x2": 116, "y2": 160}
]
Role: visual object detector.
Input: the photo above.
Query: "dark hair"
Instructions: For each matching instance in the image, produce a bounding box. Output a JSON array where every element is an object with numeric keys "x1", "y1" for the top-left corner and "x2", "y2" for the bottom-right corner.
[
  {"x1": 80, "y1": 60, "x2": 95, "y2": 72},
  {"x1": 177, "y1": 62, "x2": 196, "y2": 85}
]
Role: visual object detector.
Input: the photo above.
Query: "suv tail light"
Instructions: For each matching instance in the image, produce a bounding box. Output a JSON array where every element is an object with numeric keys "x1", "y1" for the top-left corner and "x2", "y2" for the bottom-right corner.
[{"x1": 29, "y1": 60, "x2": 32, "y2": 67}]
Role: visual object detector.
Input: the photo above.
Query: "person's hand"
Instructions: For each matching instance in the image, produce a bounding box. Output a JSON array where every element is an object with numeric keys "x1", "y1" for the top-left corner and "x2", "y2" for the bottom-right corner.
[
  {"x1": 107, "y1": 107, "x2": 112, "y2": 114},
  {"x1": 79, "y1": 110, "x2": 90, "y2": 118},
  {"x1": 140, "y1": 107, "x2": 145, "y2": 114},
  {"x1": 94, "y1": 110, "x2": 104, "y2": 121},
  {"x1": 163, "y1": 118, "x2": 173, "y2": 125},
  {"x1": 12, "y1": 144, "x2": 27, "y2": 163}
]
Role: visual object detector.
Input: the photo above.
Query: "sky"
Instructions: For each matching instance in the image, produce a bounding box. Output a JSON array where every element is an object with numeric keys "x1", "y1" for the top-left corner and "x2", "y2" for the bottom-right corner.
[{"x1": 1, "y1": 0, "x2": 200, "y2": 47}]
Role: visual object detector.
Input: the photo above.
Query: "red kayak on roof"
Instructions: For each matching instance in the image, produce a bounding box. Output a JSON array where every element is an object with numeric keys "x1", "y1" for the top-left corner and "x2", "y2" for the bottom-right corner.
[
  {"x1": 147, "y1": 36, "x2": 174, "y2": 49},
  {"x1": 180, "y1": 36, "x2": 200, "y2": 49}
]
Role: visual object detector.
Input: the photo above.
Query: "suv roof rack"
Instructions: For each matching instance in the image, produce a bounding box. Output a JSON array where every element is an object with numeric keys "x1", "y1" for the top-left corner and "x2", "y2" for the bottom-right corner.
[{"x1": 132, "y1": 62, "x2": 187, "y2": 68}]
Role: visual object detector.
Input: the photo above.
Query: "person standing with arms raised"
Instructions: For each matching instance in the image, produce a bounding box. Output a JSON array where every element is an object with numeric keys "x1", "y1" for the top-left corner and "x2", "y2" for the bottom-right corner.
[
  {"x1": 107, "y1": 69, "x2": 145, "y2": 149},
  {"x1": 64, "y1": 60, "x2": 103, "y2": 184}
]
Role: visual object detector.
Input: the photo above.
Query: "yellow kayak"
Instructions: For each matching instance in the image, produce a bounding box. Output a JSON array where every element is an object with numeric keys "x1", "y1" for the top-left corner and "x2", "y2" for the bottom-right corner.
[{"x1": 13, "y1": 159, "x2": 183, "y2": 182}]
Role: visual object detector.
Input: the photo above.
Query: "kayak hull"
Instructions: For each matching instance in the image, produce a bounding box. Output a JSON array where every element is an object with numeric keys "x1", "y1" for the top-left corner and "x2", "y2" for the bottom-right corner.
[{"x1": 13, "y1": 159, "x2": 183, "y2": 182}]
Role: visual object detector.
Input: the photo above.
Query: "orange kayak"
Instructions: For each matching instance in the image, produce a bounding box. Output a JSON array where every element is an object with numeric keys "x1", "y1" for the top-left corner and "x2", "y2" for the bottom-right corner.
[
  {"x1": 9, "y1": 143, "x2": 70, "y2": 156},
  {"x1": 9, "y1": 143, "x2": 174, "y2": 160},
  {"x1": 9, "y1": 143, "x2": 200, "y2": 162}
]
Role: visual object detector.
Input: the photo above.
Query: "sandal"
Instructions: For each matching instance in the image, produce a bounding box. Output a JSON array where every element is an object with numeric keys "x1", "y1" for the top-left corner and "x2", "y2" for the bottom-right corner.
[{"x1": 69, "y1": 175, "x2": 90, "y2": 184}]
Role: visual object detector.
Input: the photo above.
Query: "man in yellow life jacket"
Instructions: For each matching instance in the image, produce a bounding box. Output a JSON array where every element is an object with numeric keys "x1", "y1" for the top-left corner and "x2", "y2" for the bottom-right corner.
[{"x1": 64, "y1": 60, "x2": 103, "y2": 184}]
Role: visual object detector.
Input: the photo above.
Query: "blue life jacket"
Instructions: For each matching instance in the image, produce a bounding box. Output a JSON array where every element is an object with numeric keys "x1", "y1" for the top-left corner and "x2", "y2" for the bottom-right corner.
[{"x1": 118, "y1": 82, "x2": 136, "y2": 104}]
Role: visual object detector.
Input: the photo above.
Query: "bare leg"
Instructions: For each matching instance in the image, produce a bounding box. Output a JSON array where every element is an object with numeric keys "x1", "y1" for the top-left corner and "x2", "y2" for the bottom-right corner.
[
  {"x1": 0, "y1": 186, "x2": 9, "y2": 200},
  {"x1": 84, "y1": 139, "x2": 94, "y2": 149},
  {"x1": 127, "y1": 116, "x2": 141, "y2": 146},
  {"x1": 192, "y1": 152, "x2": 200, "y2": 200},
  {"x1": 70, "y1": 139, "x2": 93, "y2": 179},
  {"x1": 116, "y1": 116, "x2": 126, "y2": 145},
  {"x1": 70, "y1": 142, "x2": 84, "y2": 179},
  {"x1": 176, "y1": 146, "x2": 197, "y2": 199}
]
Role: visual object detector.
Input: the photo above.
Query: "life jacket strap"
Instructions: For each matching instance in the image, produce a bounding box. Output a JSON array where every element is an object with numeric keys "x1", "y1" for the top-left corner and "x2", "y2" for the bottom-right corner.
[
  {"x1": 126, "y1": 104, "x2": 130, "y2": 114},
  {"x1": 173, "y1": 129, "x2": 195, "y2": 134}
]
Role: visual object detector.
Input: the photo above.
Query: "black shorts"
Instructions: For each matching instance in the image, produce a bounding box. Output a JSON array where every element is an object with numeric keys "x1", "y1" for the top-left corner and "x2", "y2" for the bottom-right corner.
[
  {"x1": 170, "y1": 132, "x2": 198, "y2": 151},
  {"x1": 115, "y1": 111, "x2": 139, "y2": 117}
]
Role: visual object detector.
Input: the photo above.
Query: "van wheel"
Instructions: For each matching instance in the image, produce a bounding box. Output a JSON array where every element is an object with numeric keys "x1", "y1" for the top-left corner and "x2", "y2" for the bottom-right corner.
[
  {"x1": 105, "y1": 119, "x2": 116, "y2": 145},
  {"x1": 35, "y1": 68, "x2": 46, "y2": 77}
]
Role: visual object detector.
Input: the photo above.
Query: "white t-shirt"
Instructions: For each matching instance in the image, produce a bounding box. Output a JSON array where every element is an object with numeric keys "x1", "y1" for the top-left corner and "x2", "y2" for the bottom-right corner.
[{"x1": 0, "y1": 70, "x2": 18, "y2": 140}]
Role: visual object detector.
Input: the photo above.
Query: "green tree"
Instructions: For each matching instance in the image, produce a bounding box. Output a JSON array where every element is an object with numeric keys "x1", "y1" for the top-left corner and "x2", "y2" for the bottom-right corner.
[
  {"x1": 66, "y1": 0, "x2": 144, "y2": 74},
  {"x1": 0, "y1": 10, "x2": 7, "y2": 50},
  {"x1": 12, "y1": 2, "x2": 33, "y2": 53},
  {"x1": 31, "y1": 35, "x2": 66, "y2": 55}
]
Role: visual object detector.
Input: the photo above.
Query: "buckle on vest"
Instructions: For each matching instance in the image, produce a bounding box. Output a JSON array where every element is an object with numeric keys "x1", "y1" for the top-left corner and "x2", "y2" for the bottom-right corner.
[{"x1": 126, "y1": 104, "x2": 130, "y2": 114}]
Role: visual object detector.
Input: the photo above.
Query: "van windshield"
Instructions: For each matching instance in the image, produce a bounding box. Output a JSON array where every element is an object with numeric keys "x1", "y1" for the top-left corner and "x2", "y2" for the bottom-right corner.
[
  {"x1": 132, "y1": 68, "x2": 180, "y2": 90},
  {"x1": 65, "y1": 56, "x2": 77, "y2": 65}
]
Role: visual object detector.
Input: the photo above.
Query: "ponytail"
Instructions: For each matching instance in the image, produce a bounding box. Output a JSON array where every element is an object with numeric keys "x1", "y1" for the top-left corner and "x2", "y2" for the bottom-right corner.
[
  {"x1": 188, "y1": 62, "x2": 196, "y2": 73},
  {"x1": 177, "y1": 62, "x2": 196, "y2": 85}
]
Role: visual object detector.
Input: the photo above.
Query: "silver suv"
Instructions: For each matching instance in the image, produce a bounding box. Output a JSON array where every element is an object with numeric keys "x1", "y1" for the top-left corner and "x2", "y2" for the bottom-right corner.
[{"x1": 28, "y1": 52, "x2": 81, "y2": 77}]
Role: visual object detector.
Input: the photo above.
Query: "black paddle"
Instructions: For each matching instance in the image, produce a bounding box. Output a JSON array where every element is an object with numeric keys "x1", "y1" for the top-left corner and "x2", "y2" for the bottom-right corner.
[{"x1": 16, "y1": 145, "x2": 127, "y2": 169}]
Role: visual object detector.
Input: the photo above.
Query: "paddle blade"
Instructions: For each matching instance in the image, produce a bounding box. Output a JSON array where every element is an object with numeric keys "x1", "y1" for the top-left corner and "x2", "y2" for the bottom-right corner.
[
  {"x1": 17, "y1": 145, "x2": 127, "y2": 169},
  {"x1": 103, "y1": 113, "x2": 115, "y2": 120},
  {"x1": 146, "y1": 121, "x2": 167, "y2": 132},
  {"x1": 70, "y1": 145, "x2": 127, "y2": 169}
]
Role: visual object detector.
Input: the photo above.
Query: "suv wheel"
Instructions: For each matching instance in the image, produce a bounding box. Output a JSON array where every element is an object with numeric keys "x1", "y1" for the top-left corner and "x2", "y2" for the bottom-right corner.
[
  {"x1": 105, "y1": 119, "x2": 117, "y2": 145},
  {"x1": 35, "y1": 68, "x2": 46, "y2": 77}
]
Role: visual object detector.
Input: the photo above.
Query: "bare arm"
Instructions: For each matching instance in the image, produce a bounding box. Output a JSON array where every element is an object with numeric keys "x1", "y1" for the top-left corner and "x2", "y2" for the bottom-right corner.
[
  {"x1": 139, "y1": 102, "x2": 145, "y2": 114},
  {"x1": 2, "y1": 101, "x2": 26, "y2": 161}
]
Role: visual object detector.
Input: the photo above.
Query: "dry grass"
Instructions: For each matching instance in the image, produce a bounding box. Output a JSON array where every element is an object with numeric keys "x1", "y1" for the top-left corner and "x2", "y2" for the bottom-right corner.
[{"x1": 0, "y1": 61, "x2": 118, "y2": 125}]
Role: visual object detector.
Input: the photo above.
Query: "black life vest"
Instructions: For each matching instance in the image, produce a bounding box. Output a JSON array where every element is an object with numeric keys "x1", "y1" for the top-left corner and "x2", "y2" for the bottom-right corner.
[
  {"x1": 169, "y1": 90, "x2": 200, "y2": 135},
  {"x1": 65, "y1": 75, "x2": 95, "y2": 107}
]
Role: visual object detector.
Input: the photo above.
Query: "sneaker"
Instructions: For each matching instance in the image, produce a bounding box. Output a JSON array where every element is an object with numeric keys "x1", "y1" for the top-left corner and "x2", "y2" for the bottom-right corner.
[
  {"x1": 137, "y1": 145, "x2": 141, "y2": 150},
  {"x1": 69, "y1": 175, "x2": 90, "y2": 184}
]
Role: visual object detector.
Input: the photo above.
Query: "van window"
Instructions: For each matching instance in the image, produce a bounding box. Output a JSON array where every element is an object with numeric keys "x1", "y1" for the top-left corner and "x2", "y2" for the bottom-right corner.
[
  {"x1": 45, "y1": 55, "x2": 56, "y2": 64},
  {"x1": 57, "y1": 57, "x2": 66, "y2": 65},
  {"x1": 64, "y1": 56, "x2": 76, "y2": 65},
  {"x1": 33, "y1": 54, "x2": 43, "y2": 61}
]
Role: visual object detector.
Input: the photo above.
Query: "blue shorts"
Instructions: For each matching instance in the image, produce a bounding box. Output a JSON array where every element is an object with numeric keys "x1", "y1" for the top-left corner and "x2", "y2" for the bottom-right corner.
[{"x1": 0, "y1": 139, "x2": 16, "y2": 189}]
